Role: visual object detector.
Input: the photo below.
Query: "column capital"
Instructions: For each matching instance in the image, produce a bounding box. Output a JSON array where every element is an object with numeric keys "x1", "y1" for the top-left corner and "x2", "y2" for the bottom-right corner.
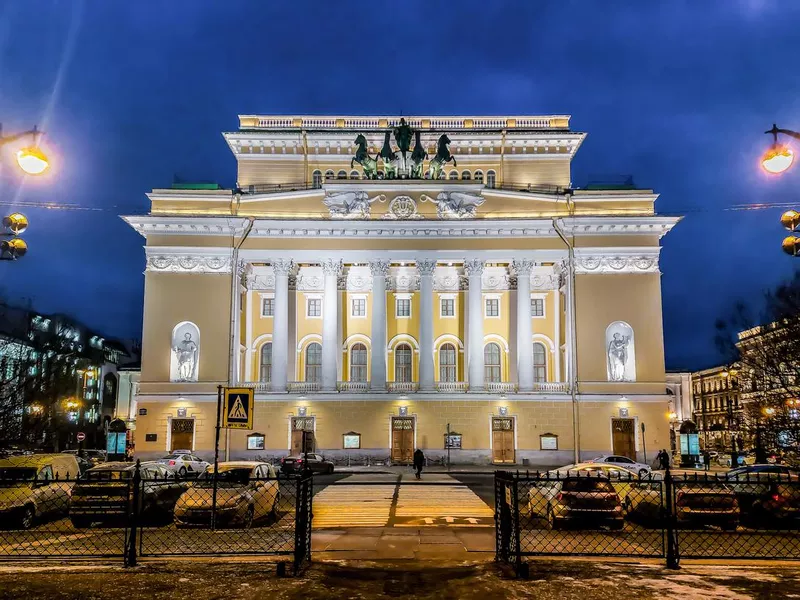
[
  {"x1": 369, "y1": 259, "x2": 391, "y2": 277},
  {"x1": 511, "y1": 259, "x2": 535, "y2": 277},
  {"x1": 464, "y1": 258, "x2": 485, "y2": 276},
  {"x1": 271, "y1": 259, "x2": 296, "y2": 276},
  {"x1": 321, "y1": 258, "x2": 343, "y2": 276},
  {"x1": 416, "y1": 259, "x2": 437, "y2": 276}
]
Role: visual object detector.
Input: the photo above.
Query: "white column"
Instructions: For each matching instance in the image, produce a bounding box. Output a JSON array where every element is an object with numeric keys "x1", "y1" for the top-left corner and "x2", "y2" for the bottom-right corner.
[
  {"x1": 513, "y1": 260, "x2": 534, "y2": 391},
  {"x1": 465, "y1": 258, "x2": 485, "y2": 390},
  {"x1": 321, "y1": 258, "x2": 342, "y2": 391},
  {"x1": 554, "y1": 286, "x2": 562, "y2": 382},
  {"x1": 271, "y1": 259, "x2": 294, "y2": 392},
  {"x1": 229, "y1": 260, "x2": 245, "y2": 385},
  {"x1": 417, "y1": 259, "x2": 436, "y2": 390},
  {"x1": 369, "y1": 260, "x2": 390, "y2": 390},
  {"x1": 244, "y1": 288, "x2": 253, "y2": 382}
]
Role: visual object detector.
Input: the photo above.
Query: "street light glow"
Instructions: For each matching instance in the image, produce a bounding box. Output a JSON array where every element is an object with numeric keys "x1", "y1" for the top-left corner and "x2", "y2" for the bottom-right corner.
[
  {"x1": 15, "y1": 146, "x2": 49, "y2": 175},
  {"x1": 762, "y1": 143, "x2": 794, "y2": 174}
]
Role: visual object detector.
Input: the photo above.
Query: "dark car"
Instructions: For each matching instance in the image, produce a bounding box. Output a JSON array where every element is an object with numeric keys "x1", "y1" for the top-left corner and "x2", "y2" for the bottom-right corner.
[
  {"x1": 69, "y1": 462, "x2": 186, "y2": 527},
  {"x1": 528, "y1": 476, "x2": 624, "y2": 530},
  {"x1": 724, "y1": 465, "x2": 800, "y2": 522},
  {"x1": 673, "y1": 481, "x2": 739, "y2": 530},
  {"x1": 280, "y1": 453, "x2": 334, "y2": 474}
]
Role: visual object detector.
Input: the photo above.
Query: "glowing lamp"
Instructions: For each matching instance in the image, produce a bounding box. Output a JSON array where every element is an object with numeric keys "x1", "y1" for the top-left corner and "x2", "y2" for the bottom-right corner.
[
  {"x1": 15, "y1": 147, "x2": 49, "y2": 175},
  {"x1": 762, "y1": 143, "x2": 794, "y2": 174}
]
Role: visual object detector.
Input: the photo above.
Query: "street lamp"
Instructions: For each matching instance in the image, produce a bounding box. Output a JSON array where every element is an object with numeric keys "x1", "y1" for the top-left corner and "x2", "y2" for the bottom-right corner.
[
  {"x1": 762, "y1": 124, "x2": 800, "y2": 175},
  {"x1": 0, "y1": 124, "x2": 49, "y2": 176},
  {"x1": 1, "y1": 212, "x2": 28, "y2": 261}
]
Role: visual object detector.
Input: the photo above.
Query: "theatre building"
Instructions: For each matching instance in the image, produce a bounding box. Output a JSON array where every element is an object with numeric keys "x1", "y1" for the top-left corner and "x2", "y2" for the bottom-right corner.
[{"x1": 125, "y1": 114, "x2": 679, "y2": 466}]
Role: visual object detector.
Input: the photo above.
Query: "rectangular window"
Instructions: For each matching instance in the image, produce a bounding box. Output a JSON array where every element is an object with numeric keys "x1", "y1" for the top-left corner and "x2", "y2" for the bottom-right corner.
[
  {"x1": 440, "y1": 298, "x2": 455, "y2": 317},
  {"x1": 262, "y1": 297, "x2": 274, "y2": 317},
  {"x1": 531, "y1": 298, "x2": 544, "y2": 317},
  {"x1": 351, "y1": 298, "x2": 366, "y2": 317},
  {"x1": 485, "y1": 298, "x2": 499, "y2": 318},
  {"x1": 307, "y1": 298, "x2": 322, "y2": 318},
  {"x1": 396, "y1": 298, "x2": 411, "y2": 318}
]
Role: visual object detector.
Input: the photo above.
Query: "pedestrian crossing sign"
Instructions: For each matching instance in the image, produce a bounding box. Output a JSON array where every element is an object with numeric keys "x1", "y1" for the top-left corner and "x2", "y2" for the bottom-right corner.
[{"x1": 222, "y1": 388, "x2": 254, "y2": 430}]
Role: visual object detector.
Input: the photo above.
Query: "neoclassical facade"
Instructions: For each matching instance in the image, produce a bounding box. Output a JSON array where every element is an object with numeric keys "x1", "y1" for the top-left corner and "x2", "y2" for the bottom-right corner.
[{"x1": 125, "y1": 114, "x2": 679, "y2": 465}]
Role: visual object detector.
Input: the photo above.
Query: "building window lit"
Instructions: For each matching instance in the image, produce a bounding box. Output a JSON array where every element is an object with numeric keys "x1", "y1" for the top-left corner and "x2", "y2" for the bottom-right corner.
[
  {"x1": 533, "y1": 342, "x2": 547, "y2": 383},
  {"x1": 395, "y1": 344, "x2": 412, "y2": 383},
  {"x1": 260, "y1": 343, "x2": 272, "y2": 383},
  {"x1": 484, "y1": 343, "x2": 501, "y2": 383},
  {"x1": 305, "y1": 343, "x2": 322, "y2": 383},
  {"x1": 439, "y1": 344, "x2": 456, "y2": 382},
  {"x1": 350, "y1": 343, "x2": 368, "y2": 382}
]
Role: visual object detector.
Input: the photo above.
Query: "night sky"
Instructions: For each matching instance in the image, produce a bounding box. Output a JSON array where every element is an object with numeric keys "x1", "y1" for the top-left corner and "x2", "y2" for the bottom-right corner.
[{"x1": 1, "y1": 1, "x2": 799, "y2": 371}]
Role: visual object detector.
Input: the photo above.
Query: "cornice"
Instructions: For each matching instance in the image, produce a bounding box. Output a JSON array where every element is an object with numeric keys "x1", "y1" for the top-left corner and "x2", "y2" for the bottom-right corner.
[
  {"x1": 144, "y1": 247, "x2": 233, "y2": 274},
  {"x1": 573, "y1": 246, "x2": 662, "y2": 274}
]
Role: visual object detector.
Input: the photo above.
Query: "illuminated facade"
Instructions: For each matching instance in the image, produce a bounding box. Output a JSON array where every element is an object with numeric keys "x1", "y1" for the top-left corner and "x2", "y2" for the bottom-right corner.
[{"x1": 125, "y1": 114, "x2": 679, "y2": 465}]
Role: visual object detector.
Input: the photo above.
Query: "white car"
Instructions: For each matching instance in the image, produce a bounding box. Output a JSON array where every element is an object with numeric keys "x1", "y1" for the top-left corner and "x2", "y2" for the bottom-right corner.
[
  {"x1": 589, "y1": 455, "x2": 652, "y2": 477},
  {"x1": 157, "y1": 453, "x2": 209, "y2": 477}
]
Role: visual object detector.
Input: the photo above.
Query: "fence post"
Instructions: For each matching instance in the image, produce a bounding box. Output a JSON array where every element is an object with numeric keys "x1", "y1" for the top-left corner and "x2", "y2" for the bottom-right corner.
[
  {"x1": 495, "y1": 472, "x2": 511, "y2": 563},
  {"x1": 664, "y1": 464, "x2": 680, "y2": 569},
  {"x1": 125, "y1": 459, "x2": 141, "y2": 567},
  {"x1": 293, "y1": 473, "x2": 312, "y2": 575}
]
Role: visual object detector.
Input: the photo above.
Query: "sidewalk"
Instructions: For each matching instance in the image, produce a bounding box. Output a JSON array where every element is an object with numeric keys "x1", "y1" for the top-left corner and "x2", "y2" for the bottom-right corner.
[
  {"x1": 333, "y1": 464, "x2": 732, "y2": 474},
  {"x1": 0, "y1": 559, "x2": 795, "y2": 599}
]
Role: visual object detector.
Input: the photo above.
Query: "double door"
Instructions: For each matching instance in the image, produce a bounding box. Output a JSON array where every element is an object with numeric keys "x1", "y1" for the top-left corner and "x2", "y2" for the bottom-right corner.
[
  {"x1": 391, "y1": 417, "x2": 414, "y2": 464},
  {"x1": 611, "y1": 418, "x2": 636, "y2": 460},
  {"x1": 492, "y1": 417, "x2": 515, "y2": 464},
  {"x1": 170, "y1": 418, "x2": 194, "y2": 451},
  {"x1": 291, "y1": 417, "x2": 315, "y2": 456}
]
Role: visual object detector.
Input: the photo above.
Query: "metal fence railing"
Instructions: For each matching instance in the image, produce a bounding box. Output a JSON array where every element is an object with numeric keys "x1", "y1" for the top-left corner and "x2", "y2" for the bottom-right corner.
[
  {"x1": 496, "y1": 468, "x2": 800, "y2": 575},
  {"x1": 0, "y1": 461, "x2": 313, "y2": 574}
]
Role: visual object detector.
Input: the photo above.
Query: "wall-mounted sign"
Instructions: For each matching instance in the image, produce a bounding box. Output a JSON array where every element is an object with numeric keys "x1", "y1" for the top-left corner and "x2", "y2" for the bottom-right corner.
[
  {"x1": 145, "y1": 433, "x2": 157, "y2": 442},
  {"x1": 297, "y1": 406, "x2": 307, "y2": 417},
  {"x1": 618, "y1": 407, "x2": 629, "y2": 418},
  {"x1": 247, "y1": 433, "x2": 265, "y2": 450},
  {"x1": 399, "y1": 406, "x2": 408, "y2": 416},
  {"x1": 176, "y1": 408, "x2": 187, "y2": 418},
  {"x1": 139, "y1": 408, "x2": 148, "y2": 416},
  {"x1": 343, "y1": 432, "x2": 361, "y2": 449},
  {"x1": 444, "y1": 433, "x2": 462, "y2": 450},
  {"x1": 540, "y1": 434, "x2": 558, "y2": 451},
  {"x1": 498, "y1": 406, "x2": 509, "y2": 416}
]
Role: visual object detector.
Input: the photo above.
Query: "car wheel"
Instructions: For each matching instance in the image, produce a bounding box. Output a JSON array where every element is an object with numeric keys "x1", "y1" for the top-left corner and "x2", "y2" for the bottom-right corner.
[
  {"x1": 638, "y1": 469, "x2": 649, "y2": 478},
  {"x1": 178, "y1": 467, "x2": 187, "y2": 478},
  {"x1": 19, "y1": 505, "x2": 35, "y2": 530},
  {"x1": 242, "y1": 505, "x2": 254, "y2": 529},
  {"x1": 70, "y1": 516, "x2": 92, "y2": 529}
]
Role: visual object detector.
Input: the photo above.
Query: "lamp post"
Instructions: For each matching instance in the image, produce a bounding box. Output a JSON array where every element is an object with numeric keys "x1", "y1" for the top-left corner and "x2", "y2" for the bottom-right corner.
[
  {"x1": 721, "y1": 367, "x2": 739, "y2": 468},
  {"x1": 762, "y1": 125, "x2": 800, "y2": 255}
]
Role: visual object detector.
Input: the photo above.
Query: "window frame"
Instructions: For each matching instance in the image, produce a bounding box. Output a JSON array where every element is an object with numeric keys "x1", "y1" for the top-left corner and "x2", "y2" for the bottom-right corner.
[
  {"x1": 305, "y1": 342, "x2": 322, "y2": 383},
  {"x1": 484, "y1": 295, "x2": 501, "y2": 319},
  {"x1": 484, "y1": 342, "x2": 502, "y2": 383},
  {"x1": 312, "y1": 170, "x2": 322, "y2": 189},
  {"x1": 306, "y1": 295, "x2": 322, "y2": 319},
  {"x1": 260, "y1": 293, "x2": 275, "y2": 318},
  {"x1": 349, "y1": 343, "x2": 368, "y2": 383},
  {"x1": 395, "y1": 343, "x2": 413, "y2": 383},
  {"x1": 530, "y1": 294, "x2": 546, "y2": 318},
  {"x1": 395, "y1": 295, "x2": 412, "y2": 319},
  {"x1": 532, "y1": 341, "x2": 547, "y2": 383},
  {"x1": 486, "y1": 170, "x2": 496, "y2": 189},
  {"x1": 350, "y1": 295, "x2": 367, "y2": 319},
  {"x1": 259, "y1": 342, "x2": 273, "y2": 383},
  {"x1": 439, "y1": 343, "x2": 457, "y2": 383},
  {"x1": 439, "y1": 294, "x2": 456, "y2": 318}
]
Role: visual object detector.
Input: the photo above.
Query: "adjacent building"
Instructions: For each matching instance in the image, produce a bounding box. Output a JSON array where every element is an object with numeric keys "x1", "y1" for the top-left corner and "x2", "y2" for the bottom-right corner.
[
  {"x1": 125, "y1": 114, "x2": 680, "y2": 466},
  {"x1": 690, "y1": 365, "x2": 742, "y2": 451}
]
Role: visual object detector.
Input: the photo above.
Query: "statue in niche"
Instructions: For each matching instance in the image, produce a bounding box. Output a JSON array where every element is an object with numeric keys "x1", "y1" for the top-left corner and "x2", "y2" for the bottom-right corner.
[
  {"x1": 173, "y1": 332, "x2": 198, "y2": 382},
  {"x1": 607, "y1": 332, "x2": 630, "y2": 382},
  {"x1": 428, "y1": 134, "x2": 457, "y2": 180},
  {"x1": 351, "y1": 134, "x2": 379, "y2": 179}
]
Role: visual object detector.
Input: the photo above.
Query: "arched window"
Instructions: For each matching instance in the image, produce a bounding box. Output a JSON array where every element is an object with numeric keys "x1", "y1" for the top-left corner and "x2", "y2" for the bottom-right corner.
[
  {"x1": 350, "y1": 343, "x2": 367, "y2": 382},
  {"x1": 448, "y1": 171, "x2": 459, "y2": 180},
  {"x1": 461, "y1": 170, "x2": 471, "y2": 180},
  {"x1": 395, "y1": 344, "x2": 412, "y2": 383},
  {"x1": 259, "y1": 343, "x2": 272, "y2": 383},
  {"x1": 474, "y1": 170, "x2": 484, "y2": 183},
  {"x1": 438, "y1": 170, "x2": 446, "y2": 179},
  {"x1": 439, "y1": 344, "x2": 456, "y2": 382},
  {"x1": 325, "y1": 170, "x2": 335, "y2": 180},
  {"x1": 305, "y1": 343, "x2": 322, "y2": 383},
  {"x1": 350, "y1": 170, "x2": 360, "y2": 180},
  {"x1": 484, "y1": 343, "x2": 501, "y2": 383},
  {"x1": 312, "y1": 170, "x2": 322, "y2": 189},
  {"x1": 532, "y1": 342, "x2": 546, "y2": 383},
  {"x1": 337, "y1": 170, "x2": 347, "y2": 180},
  {"x1": 486, "y1": 170, "x2": 496, "y2": 189}
]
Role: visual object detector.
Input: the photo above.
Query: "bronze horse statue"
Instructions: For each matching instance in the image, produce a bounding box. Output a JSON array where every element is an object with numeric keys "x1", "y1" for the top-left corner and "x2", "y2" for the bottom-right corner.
[
  {"x1": 429, "y1": 134, "x2": 457, "y2": 180},
  {"x1": 378, "y1": 131, "x2": 398, "y2": 179},
  {"x1": 351, "y1": 134, "x2": 379, "y2": 179},
  {"x1": 409, "y1": 130, "x2": 427, "y2": 179}
]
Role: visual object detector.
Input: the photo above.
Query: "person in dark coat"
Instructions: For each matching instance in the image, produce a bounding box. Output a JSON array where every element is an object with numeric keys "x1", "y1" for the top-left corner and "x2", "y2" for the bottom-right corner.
[
  {"x1": 413, "y1": 449, "x2": 425, "y2": 480},
  {"x1": 658, "y1": 449, "x2": 670, "y2": 470}
]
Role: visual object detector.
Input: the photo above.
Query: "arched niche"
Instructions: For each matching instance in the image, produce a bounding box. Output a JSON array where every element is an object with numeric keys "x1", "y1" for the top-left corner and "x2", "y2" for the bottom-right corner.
[
  {"x1": 606, "y1": 321, "x2": 635, "y2": 382},
  {"x1": 170, "y1": 322, "x2": 200, "y2": 382}
]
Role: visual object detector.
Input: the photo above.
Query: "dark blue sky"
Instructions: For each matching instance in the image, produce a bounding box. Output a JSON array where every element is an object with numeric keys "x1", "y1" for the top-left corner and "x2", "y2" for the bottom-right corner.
[{"x1": 1, "y1": 1, "x2": 798, "y2": 370}]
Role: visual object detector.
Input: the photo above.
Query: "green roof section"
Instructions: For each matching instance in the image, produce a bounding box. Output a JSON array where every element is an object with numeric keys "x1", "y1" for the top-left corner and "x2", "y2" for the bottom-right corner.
[{"x1": 170, "y1": 182, "x2": 222, "y2": 190}]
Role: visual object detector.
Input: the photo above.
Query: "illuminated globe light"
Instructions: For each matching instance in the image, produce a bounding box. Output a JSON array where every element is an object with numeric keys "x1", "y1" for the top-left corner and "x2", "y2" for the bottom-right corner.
[
  {"x1": 762, "y1": 143, "x2": 794, "y2": 174},
  {"x1": 782, "y1": 236, "x2": 800, "y2": 257},
  {"x1": 15, "y1": 146, "x2": 49, "y2": 175}
]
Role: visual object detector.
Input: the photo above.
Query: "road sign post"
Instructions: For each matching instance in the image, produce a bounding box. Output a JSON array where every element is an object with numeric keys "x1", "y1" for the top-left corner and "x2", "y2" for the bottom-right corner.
[
  {"x1": 222, "y1": 388, "x2": 254, "y2": 430},
  {"x1": 76, "y1": 432, "x2": 85, "y2": 442}
]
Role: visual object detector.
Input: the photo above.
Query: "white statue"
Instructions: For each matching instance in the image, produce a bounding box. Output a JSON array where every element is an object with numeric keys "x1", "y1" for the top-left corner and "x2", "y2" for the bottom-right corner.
[
  {"x1": 323, "y1": 191, "x2": 384, "y2": 219},
  {"x1": 430, "y1": 191, "x2": 485, "y2": 219},
  {"x1": 173, "y1": 332, "x2": 198, "y2": 381},
  {"x1": 607, "y1": 333, "x2": 629, "y2": 382}
]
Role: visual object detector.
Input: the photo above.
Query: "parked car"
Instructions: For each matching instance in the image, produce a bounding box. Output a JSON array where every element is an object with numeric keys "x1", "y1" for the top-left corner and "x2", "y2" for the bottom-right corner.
[
  {"x1": 589, "y1": 455, "x2": 652, "y2": 477},
  {"x1": 723, "y1": 464, "x2": 799, "y2": 519},
  {"x1": 0, "y1": 454, "x2": 80, "y2": 529},
  {"x1": 280, "y1": 453, "x2": 334, "y2": 474},
  {"x1": 62, "y1": 449, "x2": 107, "y2": 467},
  {"x1": 70, "y1": 461, "x2": 185, "y2": 528},
  {"x1": 157, "y1": 453, "x2": 209, "y2": 477},
  {"x1": 174, "y1": 462, "x2": 279, "y2": 528},
  {"x1": 672, "y1": 477, "x2": 739, "y2": 530},
  {"x1": 750, "y1": 482, "x2": 800, "y2": 525},
  {"x1": 528, "y1": 475, "x2": 624, "y2": 530}
]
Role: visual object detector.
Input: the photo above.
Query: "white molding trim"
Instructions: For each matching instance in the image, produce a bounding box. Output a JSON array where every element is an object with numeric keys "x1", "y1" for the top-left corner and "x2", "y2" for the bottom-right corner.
[
  {"x1": 342, "y1": 333, "x2": 372, "y2": 352},
  {"x1": 387, "y1": 333, "x2": 420, "y2": 353},
  {"x1": 434, "y1": 334, "x2": 464, "y2": 351},
  {"x1": 574, "y1": 246, "x2": 662, "y2": 274},
  {"x1": 483, "y1": 334, "x2": 510, "y2": 354},
  {"x1": 144, "y1": 246, "x2": 233, "y2": 273},
  {"x1": 532, "y1": 333, "x2": 556, "y2": 353},
  {"x1": 296, "y1": 333, "x2": 323, "y2": 353},
  {"x1": 252, "y1": 333, "x2": 273, "y2": 351}
]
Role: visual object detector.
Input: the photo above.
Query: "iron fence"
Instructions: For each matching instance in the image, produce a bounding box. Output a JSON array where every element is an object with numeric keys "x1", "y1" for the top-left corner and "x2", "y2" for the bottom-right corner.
[
  {"x1": 0, "y1": 461, "x2": 313, "y2": 574},
  {"x1": 496, "y1": 468, "x2": 800, "y2": 575}
]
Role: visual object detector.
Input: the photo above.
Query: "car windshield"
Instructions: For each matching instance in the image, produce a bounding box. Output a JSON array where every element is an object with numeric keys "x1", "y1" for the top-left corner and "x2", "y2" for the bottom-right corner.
[
  {"x1": 0, "y1": 467, "x2": 37, "y2": 481},
  {"x1": 197, "y1": 467, "x2": 252, "y2": 487},
  {"x1": 86, "y1": 470, "x2": 132, "y2": 481},
  {"x1": 162, "y1": 454, "x2": 185, "y2": 460},
  {"x1": 562, "y1": 478, "x2": 615, "y2": 493}
]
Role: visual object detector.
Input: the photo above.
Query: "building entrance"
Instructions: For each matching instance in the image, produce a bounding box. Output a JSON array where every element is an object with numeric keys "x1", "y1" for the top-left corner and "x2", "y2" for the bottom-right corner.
[
  {"x1": 492, "y1": 417, "x2": 515, "y2": 464},
  {"x1": 612, "y1": 418, "x2": 636, "y2": 459},
  {"x1": 391, "y1": 417, "x2": 414, "y2": 464},
  {"x1": 170, "y1": 418, "x2": 194, "y2": 451},
  {"x1": 291, "y1": 417, "x2": 315, "y2": 455}
]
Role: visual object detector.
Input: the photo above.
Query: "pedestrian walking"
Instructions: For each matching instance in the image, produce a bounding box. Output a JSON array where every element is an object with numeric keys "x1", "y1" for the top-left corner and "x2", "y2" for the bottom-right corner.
[
  {"x1": 413, "y1": 448, "x2": 424, "y2": 480},
  {"x1": 703, "y1": 449, "x2": 711, "y2": 471}
]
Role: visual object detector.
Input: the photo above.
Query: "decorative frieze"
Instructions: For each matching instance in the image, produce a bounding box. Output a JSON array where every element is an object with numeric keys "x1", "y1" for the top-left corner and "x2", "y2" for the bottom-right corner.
[
  {"x1": 463, "y1": 258, "x2": 484, "y2": 277},
  {"x1": 145, "y1": 251, "x2": 232, "y2": 274},
  {"x1": 574, "y1": 248, "x2": 661, "y2": 274}
]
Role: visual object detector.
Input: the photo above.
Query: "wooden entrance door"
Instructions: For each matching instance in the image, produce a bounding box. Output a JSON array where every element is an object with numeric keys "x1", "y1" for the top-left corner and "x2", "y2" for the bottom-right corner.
[
  {"x1": 391, "y1": 417, "x2": 414, "y2": 464},
  {"x1": 612, "y1": 418, "x2": 636, "y2": 460},
  {"x1": 291, "y1": 417, "x2": 315, "y2": 455},
  {"x1": 170, "y1": 419, "x2": 194, "y2": 451},
  {"x1": 492, "y1": 417, "x2": 515, "y2": 464}
]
